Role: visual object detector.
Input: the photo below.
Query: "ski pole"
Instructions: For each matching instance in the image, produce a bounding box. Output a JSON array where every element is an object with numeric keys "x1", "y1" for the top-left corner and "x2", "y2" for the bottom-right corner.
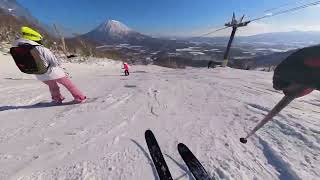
[{"x1": 240, "y1": 95, "x2": 295, "y2": 144}]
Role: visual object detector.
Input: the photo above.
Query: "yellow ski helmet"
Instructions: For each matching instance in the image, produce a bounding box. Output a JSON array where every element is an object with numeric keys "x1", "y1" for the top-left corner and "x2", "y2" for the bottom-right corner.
[{"x1": 21, "y1": 26, "x2": 43, "y2": 41}]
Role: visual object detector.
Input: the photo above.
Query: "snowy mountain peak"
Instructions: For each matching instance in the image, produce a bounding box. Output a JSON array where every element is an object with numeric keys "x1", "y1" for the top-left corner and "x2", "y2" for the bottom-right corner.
[
  {"x1": 96, "y1": 19, "x2": 132, "y2": 36},
  {"x1": 82, "y1": 19, "x2": 149, "y2": 44},
  {"x1": 0, "y1": 0, "x2": 37, "y2": 23}
]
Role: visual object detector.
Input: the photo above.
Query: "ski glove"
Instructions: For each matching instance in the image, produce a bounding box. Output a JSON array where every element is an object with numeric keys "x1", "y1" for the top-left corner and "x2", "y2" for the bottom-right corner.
[{"x1": 273, "y1": 45, "x2": 320, "y2": 97}]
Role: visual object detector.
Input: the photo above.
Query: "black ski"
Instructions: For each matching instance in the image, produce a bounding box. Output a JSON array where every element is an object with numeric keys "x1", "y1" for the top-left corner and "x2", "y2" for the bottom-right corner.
[
  {"x1": 145, "y1": 130, "x2": 173, "y2": 180},
  {"x1": 178, "y1": 143, "x2": 213, "y2": 180}
]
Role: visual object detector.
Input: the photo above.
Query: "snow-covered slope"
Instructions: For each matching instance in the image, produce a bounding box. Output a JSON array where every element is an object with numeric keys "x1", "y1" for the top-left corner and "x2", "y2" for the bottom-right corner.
[{"x1": 0, "y1": 53, "x2": 319, "y2": 180}]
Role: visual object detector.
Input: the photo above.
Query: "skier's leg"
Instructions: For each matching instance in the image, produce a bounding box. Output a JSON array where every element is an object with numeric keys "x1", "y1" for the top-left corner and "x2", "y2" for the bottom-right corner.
[
  {"x1": 56, "y1": 77, "x2": 86, "y2": 102},
  {"x1": 43, "y1": 80, "x2": 65, "y2": 102}
]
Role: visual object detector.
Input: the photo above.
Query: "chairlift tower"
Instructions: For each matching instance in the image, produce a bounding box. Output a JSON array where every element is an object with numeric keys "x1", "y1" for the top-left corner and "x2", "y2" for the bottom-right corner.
[{"x1": 222, "y1": 13, "x2": 250, "y2": 67}]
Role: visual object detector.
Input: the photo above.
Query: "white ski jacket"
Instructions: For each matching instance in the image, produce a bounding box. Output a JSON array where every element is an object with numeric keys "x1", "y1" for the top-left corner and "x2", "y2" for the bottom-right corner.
[{"x1": 12, "y1": 38, "x2": 66, "y2": 81}]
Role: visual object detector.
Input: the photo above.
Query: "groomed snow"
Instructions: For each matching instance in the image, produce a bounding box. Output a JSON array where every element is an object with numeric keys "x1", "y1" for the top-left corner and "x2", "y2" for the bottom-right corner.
[{"x1": 0, "y1": 54, "x2": 319, "y2": 180}]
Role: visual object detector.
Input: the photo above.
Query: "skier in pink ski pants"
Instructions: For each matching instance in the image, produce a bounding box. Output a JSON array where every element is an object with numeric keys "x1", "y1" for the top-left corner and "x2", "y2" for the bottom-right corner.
[{"x1": 12, "y1": 28, "x2": 86, "y2": 104}]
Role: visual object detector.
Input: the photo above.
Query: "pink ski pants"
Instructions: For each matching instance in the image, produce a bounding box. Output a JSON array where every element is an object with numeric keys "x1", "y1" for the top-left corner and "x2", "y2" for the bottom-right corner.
[{"x1": 43, "y1": 77, "x2": 86, "y2": 102}]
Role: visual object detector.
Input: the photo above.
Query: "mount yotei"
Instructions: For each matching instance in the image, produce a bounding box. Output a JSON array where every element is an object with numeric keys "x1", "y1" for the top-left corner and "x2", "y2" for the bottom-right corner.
[{"x1": 81, "y1": 20, "x2": 150, "y2": 45}]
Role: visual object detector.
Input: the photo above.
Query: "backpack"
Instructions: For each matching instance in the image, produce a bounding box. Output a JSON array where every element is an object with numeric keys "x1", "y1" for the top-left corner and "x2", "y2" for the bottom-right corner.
[{"x1": 10, "y1": 44, "x2": 49, "y2": 74}]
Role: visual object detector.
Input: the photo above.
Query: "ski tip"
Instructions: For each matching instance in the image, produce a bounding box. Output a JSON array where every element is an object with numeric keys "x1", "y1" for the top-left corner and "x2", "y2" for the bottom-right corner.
[
  {"x1": 177, "y1": 143, "x2": 185, "y2": 149},
  {"x1": 177, "y1": 143, "x2": 190, "y2": 154},
  {"x1": 145, "y1": 129, "x2": 153, "y2": 137},
  {"x1": 240, "y1": 138, "x2": 248, "y2": 144}
]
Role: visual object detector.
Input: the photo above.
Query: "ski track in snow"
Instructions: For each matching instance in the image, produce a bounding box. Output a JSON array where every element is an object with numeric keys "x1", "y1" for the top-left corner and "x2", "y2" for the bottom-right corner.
[{"x1": 0, "y1": 54, "x2": 319, "y2": 180}]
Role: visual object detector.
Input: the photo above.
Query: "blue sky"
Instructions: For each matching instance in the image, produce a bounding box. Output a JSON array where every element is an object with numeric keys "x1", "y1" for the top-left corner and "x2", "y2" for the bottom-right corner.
[{"x1": 17, "y1": 0, "x2": 320, "y2": 36}]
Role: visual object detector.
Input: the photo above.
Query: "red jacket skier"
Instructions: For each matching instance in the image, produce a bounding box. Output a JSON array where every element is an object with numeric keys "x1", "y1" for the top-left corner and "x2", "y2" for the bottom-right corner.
[{"x1": 123, "y1": 62, "x2": 130, "y2": 76}]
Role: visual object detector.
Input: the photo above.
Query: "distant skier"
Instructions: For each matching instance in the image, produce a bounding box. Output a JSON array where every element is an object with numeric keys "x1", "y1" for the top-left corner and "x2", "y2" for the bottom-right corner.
[
  {"x1": 207, "y1": 60, "x2": 222, "y2": 69},
  {"x1": 10, "y1": 26, "x2": 86, "y2": 104},
  {"x1": 123, "y1": 62, "x2": 130, "y2": 76},
  {"x1": 208, "y1": 61, "x2": 213, "y2": 69},
  {"x1": 241, "y1": 45, "x2": 320, "y2": 143}
]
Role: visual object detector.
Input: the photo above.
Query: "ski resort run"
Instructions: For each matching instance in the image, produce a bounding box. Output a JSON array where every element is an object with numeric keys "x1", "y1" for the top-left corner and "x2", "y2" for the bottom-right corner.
[{"x1": 0, "y1": 53, "x2": 319, "y2": 180}]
